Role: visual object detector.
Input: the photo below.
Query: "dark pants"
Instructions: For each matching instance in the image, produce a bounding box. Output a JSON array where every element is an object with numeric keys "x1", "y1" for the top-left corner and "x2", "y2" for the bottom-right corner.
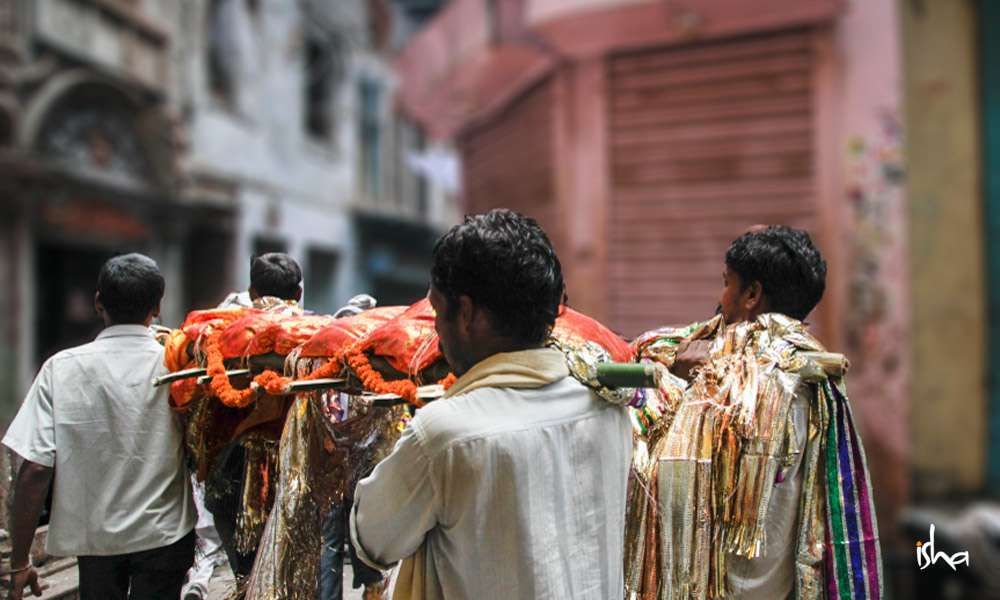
[
  {"x1": 205, "y1": 442, "x2": 257, "y2": 579},
  {"x1": 78, "y1": 530, "x2": 196, "y2": 600},
  {"x1": 317, "y1": 503, "x2": 383, "y2": 599}
]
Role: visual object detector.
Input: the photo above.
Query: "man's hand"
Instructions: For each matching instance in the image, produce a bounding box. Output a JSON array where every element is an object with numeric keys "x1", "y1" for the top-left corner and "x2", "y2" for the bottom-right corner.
[
  {"x1": 672, "y1": 340, "x2": 712, "y2": 381},
  {"x1": 9, "y1": 566, "x2": 42, "y2": 599},
  {"x1": 8, "y1": 460, "x2": 52, "y2": 600}
]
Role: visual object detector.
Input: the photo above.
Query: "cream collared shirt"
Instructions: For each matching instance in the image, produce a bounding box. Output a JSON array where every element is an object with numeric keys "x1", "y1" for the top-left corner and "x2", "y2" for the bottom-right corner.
[
  {"x1": 351, "y1": 375, "x2": 632, "y2": 600},
  {"x1": 3, "y1": 325, "x2": 195, "y2": 556}
]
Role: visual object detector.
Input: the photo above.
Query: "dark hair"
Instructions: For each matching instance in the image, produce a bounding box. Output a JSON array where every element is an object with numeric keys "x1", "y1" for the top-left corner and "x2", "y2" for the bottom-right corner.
[
  {"x1": 97, "y1": 253, "x2": 165, "y2": 323},
  {"x1": 431, "y1": 209, "x2": 565, "y2": 345},
  {"x1": 250, "y1": 253, "x2": 302, "y2": 300},
  {"x1": 724, "y1": 225, "x2": 827, "y2": 320}
]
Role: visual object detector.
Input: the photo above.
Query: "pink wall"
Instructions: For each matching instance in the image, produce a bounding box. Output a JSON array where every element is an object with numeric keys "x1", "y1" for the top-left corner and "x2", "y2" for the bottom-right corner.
[
  {"x1": 818, "y1": 0, "x2": 909, "y2": 536},
  {"x1": 396, "y1": 0, "x2": 911, "y2": 529}
]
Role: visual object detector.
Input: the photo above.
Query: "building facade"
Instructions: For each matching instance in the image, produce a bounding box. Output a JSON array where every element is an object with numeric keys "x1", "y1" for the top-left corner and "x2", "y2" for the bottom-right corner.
[
  {"x1": 0, "y1": 0, "x2": 456, "y2": 426},
  {"x1": 0, "y1": 0, "x2": 190, "y2": 427},
  {"x1": 396, "y1": 0, "x2": 918, "y2": 577},
  {"x1": 177, "y1": 0, "x2": 456, "y2": 315}
]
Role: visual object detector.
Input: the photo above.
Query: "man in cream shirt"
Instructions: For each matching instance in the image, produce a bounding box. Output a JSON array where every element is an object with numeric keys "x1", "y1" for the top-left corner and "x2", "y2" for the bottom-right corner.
[
  {"x1": 4, "y1": 254, "x2": 195, "y2": 600},
  {"x1": 351, "y1": 209, "x2": 631, "y2": 599}
]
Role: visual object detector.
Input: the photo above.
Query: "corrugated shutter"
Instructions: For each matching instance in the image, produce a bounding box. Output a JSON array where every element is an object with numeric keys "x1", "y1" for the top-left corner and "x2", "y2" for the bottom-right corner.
[
  {"x1": 608, "y1": 29, "x2": 817, "y2": 337},
  {"x1": 457, "y1": 77, "x2": 562, "y2": 252}
]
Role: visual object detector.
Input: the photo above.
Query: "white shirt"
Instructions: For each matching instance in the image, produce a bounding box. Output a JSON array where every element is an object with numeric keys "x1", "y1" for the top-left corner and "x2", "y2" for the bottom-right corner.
[
  {"x1": 351, "y1": 376, "x2": 632, "y2": 600},
  {"x1": 3, "y1": 325, "x2": 196, "y2": 556},
  {"x1": 727, "y1": 388, "x2": 810, "y2": 599}
]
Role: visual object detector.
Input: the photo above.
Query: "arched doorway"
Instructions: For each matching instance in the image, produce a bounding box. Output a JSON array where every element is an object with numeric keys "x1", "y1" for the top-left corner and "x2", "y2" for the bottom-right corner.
[{"x1": 21, "y1": 75, "x2": 173, "y2": 366}]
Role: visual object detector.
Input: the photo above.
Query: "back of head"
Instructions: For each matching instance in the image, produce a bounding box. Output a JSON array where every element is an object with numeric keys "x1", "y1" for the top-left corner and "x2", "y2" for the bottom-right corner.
[
  {"x1": 724, "y1": 225, "x2": 827, "y2": 320},
  {"x1": 250, "y1": 253, "x2": 302, "y2": 300},
  {"x1": 97, "y1": 253, "x2": 165, "y2": 324},
  {"x1": 431, "y1": 209, "x2": 565, "y2": 346}
]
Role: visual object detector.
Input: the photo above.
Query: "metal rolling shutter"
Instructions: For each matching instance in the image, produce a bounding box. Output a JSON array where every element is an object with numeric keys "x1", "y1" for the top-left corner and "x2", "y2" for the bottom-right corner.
[
  {"x1": 608, "y1": 29, "x2": 817, "y2": 338},
  {"x1": 457, "y1": 77, "x2": 562, "y2": 253}
]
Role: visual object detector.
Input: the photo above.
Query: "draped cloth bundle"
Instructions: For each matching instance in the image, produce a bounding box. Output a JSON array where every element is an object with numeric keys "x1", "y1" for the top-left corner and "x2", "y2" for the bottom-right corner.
[
  {"x1": 159, "y1": 298, "x2": 637, "y2": 599},
  {"x1": 243, "y1": 347, "x2": 403, "y2": 600},
  {"x1": 239, "y1": 306, "x2": 411, "y2": 600},
  {"x1": 625, "y1": 314, "x2": 882, "y2": 600}
]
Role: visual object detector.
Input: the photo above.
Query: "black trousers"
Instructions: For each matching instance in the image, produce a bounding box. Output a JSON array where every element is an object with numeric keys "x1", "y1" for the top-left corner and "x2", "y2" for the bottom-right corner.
[
  {"x1": 77, "y1": 530, "x2": 195, "y2": 600},
  {"x1": 317, "y1": 503, "x2": 383, "y2": 599},
  {"x1": 205, "y1": 442, "x2": 258, "y2": 578}
]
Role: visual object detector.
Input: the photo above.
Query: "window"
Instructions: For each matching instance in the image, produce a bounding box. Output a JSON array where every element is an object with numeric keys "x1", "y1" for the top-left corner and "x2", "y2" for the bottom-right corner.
[
  {"x1": 359, "y1": 77, "x2": 382, "y2": 198},
  {"x1": 253, "y1": 236, "x2": 286, "y2": 258},
  {"x1": 414, "y1": 125, "x2": 429, "y2": 217},
  {"x1": 207, "y1": 0, "x2": 237, "y2": 106},
  {"x1": 305, "y1": 248, "x2": 339, "y2": 314},
  {"x1": 37, "y1": 93, "x2": 152, "y2": 187},
  {"x1": 304, "y1": 33, "x2": 336, "y2": 140}
]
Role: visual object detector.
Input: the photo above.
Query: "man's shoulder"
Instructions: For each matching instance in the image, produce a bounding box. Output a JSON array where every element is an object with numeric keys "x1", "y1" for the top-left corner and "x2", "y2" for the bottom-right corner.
[
  {"x1": 46, "y1": 340, "x2": 102, "y2": 363},
  {"x1": 411, "y1": 377, "x2": 609, "y2": 454},
  {"x1": 48, "y1": 335, "x2": 162, "y2": 373}
]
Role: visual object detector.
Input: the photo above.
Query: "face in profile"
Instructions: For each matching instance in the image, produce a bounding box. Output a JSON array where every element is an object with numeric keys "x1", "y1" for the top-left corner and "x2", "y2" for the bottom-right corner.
[
  {"x1": 429, "y1": 285, "x2": 465, "y2": 376},
  {"x1": 718, "y1": 266, "x2": 744, "y2": 324}
]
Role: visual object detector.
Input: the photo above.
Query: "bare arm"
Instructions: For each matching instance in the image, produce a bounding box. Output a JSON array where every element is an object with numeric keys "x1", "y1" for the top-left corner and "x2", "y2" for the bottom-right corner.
[
  {"x1": 8, "y1": 459, "x2": 51, "y2": 598},
  {"x1": 671, "y1": 340, "x2": 712, "y2": 381}
]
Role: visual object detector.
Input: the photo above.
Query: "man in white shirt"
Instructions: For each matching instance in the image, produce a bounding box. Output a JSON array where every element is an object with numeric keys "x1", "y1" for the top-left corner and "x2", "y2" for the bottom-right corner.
[
  {"x1": 350, "y1": 209, "x2": 632, "y2": 599},
  {"x1": 4, "y1": 253, "x2": 196, "y2": 600}
]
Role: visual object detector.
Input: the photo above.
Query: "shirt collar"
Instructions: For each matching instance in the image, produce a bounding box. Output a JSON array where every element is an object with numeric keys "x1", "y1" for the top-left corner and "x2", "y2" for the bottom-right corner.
[{"x1": 96, "y1": 324, "x2": 154, "y2": 340}]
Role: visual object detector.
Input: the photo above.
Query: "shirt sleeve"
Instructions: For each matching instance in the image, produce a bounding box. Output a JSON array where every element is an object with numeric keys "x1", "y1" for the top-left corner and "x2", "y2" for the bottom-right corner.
[
  {"x1": 3, "y1": 359, "x2": 57, "y2": 467},
  {"x1": 350, "y1": 422, "x2": 439, "y2": 571}
]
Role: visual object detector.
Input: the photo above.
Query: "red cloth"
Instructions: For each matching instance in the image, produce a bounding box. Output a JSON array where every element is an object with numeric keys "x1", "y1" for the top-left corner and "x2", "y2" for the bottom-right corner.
[
  {"x1": 249, "y1": 314, "x2": 339, "y2": 357},
  {"x1": 216, "y1": 312, "x2": 290, "y2": 359},
  {"x1": 299, "y1": 306, "x2": 408, "y2": 358},
  {"x1": 552, "y1": 307, "x2": 633, "y2": 363},
  {"x1": 359, "y1": 299, "x2": 441, "y2": 374},
  {"x1": 180, "y1": 307, "x2": 258, "y2": 342}
]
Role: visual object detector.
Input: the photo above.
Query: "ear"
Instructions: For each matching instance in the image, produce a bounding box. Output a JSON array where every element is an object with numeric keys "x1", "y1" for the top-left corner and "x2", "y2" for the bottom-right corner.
[
  {"x1": 294, "y1": 286, "x2": 303, "y2": 302},
  {"x1": 744, "y1": 281, "x2": 765, "y2": 314},
  {"x1": 248, "y1": 286, "x2": 260, "y2": 301},
  {"x1": 152, "y1": 301, "x2": 161, "y2": 318},
  {"x1": 94, "y1": 292, "x2": 104, "y2": 316},
  {"x1": 457, "y1": 294, "x2": 475, "y2": 334}
]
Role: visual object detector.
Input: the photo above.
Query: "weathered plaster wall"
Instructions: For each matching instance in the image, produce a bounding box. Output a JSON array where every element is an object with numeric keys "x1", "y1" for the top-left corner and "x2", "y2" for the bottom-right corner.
[
  {"x1": 901, "y1": 0, "x2": 985, "y2": 497},
  {"x1": 813, "y1": 0, "x2": 911, "y2": 534},
  {"x1": 180, "y1": 0, "x2": 384, "y2": 307}
]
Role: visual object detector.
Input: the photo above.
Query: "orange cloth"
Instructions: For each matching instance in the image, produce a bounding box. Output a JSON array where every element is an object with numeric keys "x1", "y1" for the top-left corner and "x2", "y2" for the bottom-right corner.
[
  {"x1": 361, "y1": 299, "x2": 441, "y2": 375},
  {"x1": 552, "y1": 307, "x2": 633, "y2": 363},
  {"x1": 299, "y1": 306, "x2": 408, "y2": 358},
  {"x1": 268, "y1": 315, "x2": 339, "y2": 356}
]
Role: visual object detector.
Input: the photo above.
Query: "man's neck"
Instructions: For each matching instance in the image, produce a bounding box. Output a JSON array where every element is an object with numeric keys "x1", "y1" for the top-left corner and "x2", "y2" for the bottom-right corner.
[
  {"x1": 104, "y1": 320, "x2": 150, "y2": 328},
  {"x1": 459, "y1": 339, "x2": 544, "y2": 375}
]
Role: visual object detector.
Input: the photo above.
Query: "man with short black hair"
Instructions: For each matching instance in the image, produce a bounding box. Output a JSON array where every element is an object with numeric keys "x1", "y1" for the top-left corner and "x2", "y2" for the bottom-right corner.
[
  {"x1": 250, "y1": 252, "x2": 303, "y2": 301},
  {"x1": 5, "y1": 253, "x2": 196, "y2": 600},
  {"x1": 192, "y1": 252, "x2": 305, "y2": 595},
  {"x1": 351, "y1": 209, "x2": 631, "y2": 599},
  {"x1": 719, "y1": 224, "x2": 827, "y2": 324},
  {"x1": 220, "y1": 252, "x2": 303, "y2": 308},
  {"x1": 626, "y1": 226, "x2": 882, "y2": 600}
]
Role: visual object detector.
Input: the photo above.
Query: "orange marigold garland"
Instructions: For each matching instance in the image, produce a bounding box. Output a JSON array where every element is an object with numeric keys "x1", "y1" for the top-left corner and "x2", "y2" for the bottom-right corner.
[
  {"x1": 440, "y1": 373, "x2": 457, "y2": 390},
  {"x1": 253, "y1": 370, "x2": 289, "y2": 396},
  {"x1": 346, "y1": 347, "x2": 454, "y2": 408},
  {"x1": 205, "y1": 333, "x2": 257, "y2": 408},
  {"x1": 200, "y1": 328, "x2": 454, "y2": 408},
  {"x1": 169, "y1": 378, "x2": 200, "y2": 411}
]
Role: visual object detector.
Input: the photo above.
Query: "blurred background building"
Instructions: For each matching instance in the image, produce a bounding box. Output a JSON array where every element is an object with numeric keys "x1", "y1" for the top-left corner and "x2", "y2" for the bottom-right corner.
[
  {"x1": 395, "y1": 0, "x2": 998, "y2": 595},
  {"x1": 0, "y1": 0, "x2": 997, "y2": 597},
  {"x1": 0, "y1": 0, "x2": 457, "y2": 428}
]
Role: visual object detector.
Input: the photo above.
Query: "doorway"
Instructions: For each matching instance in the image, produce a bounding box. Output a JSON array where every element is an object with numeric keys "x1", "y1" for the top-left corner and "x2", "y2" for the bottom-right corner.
[{"x1": 34, "y1": 243, "x2": 118, "y2": 366}]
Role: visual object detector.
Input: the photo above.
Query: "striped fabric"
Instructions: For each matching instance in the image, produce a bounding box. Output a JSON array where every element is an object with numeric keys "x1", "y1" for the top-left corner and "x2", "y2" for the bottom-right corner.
[{"x1": 821, "y1": 380, "x2": 884, "y2": 600}]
